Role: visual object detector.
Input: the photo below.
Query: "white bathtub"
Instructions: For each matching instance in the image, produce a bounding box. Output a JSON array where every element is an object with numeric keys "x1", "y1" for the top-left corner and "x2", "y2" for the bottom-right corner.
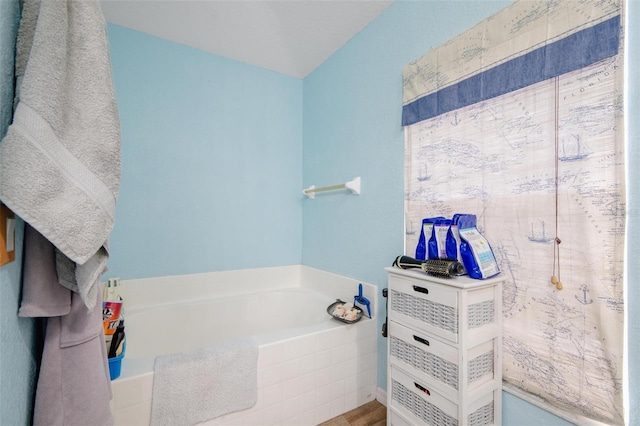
[{"x1": 110, "y1": 265, "x2": 379, "y2": 426}]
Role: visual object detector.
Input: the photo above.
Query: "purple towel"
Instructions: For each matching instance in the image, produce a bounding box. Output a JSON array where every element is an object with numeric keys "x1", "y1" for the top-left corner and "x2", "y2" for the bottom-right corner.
[{"x1": 19, "y1": 224, "x2": 113, "y2": 426}]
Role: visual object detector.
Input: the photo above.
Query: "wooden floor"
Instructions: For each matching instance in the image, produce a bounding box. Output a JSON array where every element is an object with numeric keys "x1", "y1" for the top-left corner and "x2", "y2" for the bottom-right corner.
[{"x1": 319, "y1": 400, "x2": 386, "y2": 426}]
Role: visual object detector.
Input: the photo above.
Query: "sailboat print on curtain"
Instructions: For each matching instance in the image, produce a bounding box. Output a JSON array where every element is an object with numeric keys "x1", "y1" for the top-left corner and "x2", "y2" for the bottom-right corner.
[
  {"x1": 559, "y1": 134, "x2": 591, "y2": 161},
  {"x1": 527, "y1": 220, "x2": 554, "y2": 244},
  {"x1": 417, "y1": 162, "x2": 430, "y2": 181}
]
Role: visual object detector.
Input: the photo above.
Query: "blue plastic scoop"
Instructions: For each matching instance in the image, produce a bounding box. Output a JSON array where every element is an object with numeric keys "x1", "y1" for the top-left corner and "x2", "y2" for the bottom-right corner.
[{"x1": 354, "y1": 283, "x2": 371, "y2": 318}]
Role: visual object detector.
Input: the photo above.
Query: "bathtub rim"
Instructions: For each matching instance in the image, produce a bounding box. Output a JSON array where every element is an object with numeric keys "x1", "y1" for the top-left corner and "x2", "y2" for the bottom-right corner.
[
  {"x1": 117, "y1": 265, "x2": 378, "y2": 318},
  {"x1": 111, "y1": 265, "x2": 378, "y2": 381},
  {"x1": 115, "y1": 315, "x2": 376, "y2": 381}
]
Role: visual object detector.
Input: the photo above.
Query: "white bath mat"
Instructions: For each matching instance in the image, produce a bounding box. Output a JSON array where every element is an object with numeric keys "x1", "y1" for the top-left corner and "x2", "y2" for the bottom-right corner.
[{"x1": 150, "y1": 336, "x2": 258, "y2": 426}]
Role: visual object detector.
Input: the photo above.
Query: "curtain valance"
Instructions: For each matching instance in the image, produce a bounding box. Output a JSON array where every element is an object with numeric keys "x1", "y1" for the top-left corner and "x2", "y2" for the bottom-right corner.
[{"x1": 402, "y1": 0, "x2": 621, "y2": 126}]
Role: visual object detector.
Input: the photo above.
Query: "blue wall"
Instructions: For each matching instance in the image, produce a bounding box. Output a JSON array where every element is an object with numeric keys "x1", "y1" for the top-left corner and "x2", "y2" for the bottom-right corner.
[
  {"x1": 0, "y1": 0, "x2": 38, "y2": 425},
  {"x1": 106, "y1": 25, "x2": 303, "y2": 279},
  {"x1": 303, "y1": 0, "x2": 511, "y2": 407},
  {"x1": 625, "y1": 1, "x2": 639, "y2": 423},
  {"x1": 302, "y1": 0, "x2": 638, "y2": 425}
]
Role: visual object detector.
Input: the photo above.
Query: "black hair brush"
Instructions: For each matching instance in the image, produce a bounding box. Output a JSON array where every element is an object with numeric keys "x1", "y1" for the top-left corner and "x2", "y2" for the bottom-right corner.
[{"x1": 392, "y1": 255, "x2": 465, "y2": 279}]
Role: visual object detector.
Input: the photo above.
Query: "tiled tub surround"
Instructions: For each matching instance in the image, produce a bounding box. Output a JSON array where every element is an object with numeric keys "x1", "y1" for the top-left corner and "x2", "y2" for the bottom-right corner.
[{"x1": 109, "y1": 266, "x2": 379, "y2": 425}]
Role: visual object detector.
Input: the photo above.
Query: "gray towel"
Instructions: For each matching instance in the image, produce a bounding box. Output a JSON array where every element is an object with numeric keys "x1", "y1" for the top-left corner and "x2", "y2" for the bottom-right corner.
[
  {"x1": 18, "y1": 224, "x2": 71, "y2": 318},
  {"x1": 33, "y1": 290, "x2": 113, "y2": 426},
  {"x1": 151, "y1": 337, "x2": 258, "y2": 426},
  {"x1": 0, "y1": 0, "x2": 120, "y2": 309},
  {"x1": 18, "y1": 226, "x2": 113, "y2": 426}
]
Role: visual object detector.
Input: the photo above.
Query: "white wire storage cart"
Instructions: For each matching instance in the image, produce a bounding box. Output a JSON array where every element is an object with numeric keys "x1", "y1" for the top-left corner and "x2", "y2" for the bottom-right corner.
[{"x1": 386, "y1": 267, "x2": 504, "y2": 426}]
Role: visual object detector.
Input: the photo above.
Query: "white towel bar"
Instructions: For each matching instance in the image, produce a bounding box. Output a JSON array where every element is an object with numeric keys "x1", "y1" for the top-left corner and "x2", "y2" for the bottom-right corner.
[{"x1": 303, "y1": 177, "x2": 361, "y2": 199}]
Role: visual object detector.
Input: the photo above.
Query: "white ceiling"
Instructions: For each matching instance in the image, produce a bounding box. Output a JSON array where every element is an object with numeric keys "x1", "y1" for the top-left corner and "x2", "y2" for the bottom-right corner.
[{"x1": 99, "y1": 0, "x2": 394, "y2": 79}]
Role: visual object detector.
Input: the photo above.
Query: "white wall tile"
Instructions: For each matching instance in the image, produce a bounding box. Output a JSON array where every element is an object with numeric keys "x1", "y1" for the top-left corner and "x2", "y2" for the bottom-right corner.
[
  {"x1": 280, "y1": 395, "x2": 301, "y2": 418},
  {"x1": 344, "y1": 391, "x2": 358, "y2": 412},
  {"x1": 343, "y1": 356, "x2": 358, "y2": 377},
  {"x1": 281, "y1": 339, "x2": 301, "y2": 362},
  {"x1": 345, "y1": 376, "x2": 358, "y2": 394},
  {"x1": 315, "y1": 349, "x2": 332, "y2": 370},
  {"x1": 280, "y1": 359, "x2": 300, "y2": 382},
  {"x1": 258, "y1": 342, "x2": 285, "y2": 368},
  {"x1": 330, "y1": 397, "x2": 346, "y2": 419},
  {"x1": 299, "y1": 372, "x2": 316, "y2": 392},
  {"x1": 261, "y1": 401, "x2": 284, "y2": 425},
  {"x1": 315, "y1": 383, "x2": 332, "y2": 406},
  {"x1": 298, "y1": 335, "x2": 316, "y2": 357},
  {"x1": 330, "y1": 379, "x2": 345, "y2": 400},
  {"x1": 315, "y1": 402, "x2": 333, "y2": 424},
  {"x1": 316, "y1": 330, "x2": 336, "y2": 350},
  {"x1": 281, "y1": 377, "x2": 300, "y2": 401},
  {"x1": 330, "y1": 346, "x2": 346, "y2": 365},
  {"x1": 111, "y1": 373, "x2": 153, "y2": 410},
  {"x1": 330, "y1": 362, "x2": 346, "y2": 382},
  {"x1": 298, "y1": 390, "x2": 316, "y2": 413},
  {"x1": 261, "y1": 383, "x2": 284, "y2": 408},
  {"x1": 316, "y1": 367, "x2": 332, "y2": 388},
  {"x1": 113, "y1": 401, "x2": 151, "y2": 426},
  {"x1": 259, "y1": 363, "x2": 284, "y2": 388},
  {"x1": 275, "y1": 414, "x2": 304, "y2": 426},
  {"x1": 299, "y1": 354, "x2": 316, "y2": 375}
]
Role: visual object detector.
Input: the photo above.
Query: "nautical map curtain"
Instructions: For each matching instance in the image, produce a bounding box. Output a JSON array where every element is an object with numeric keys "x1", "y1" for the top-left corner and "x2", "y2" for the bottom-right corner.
[{"x1": 402, "y1": 1, "x2": 625, "y2": 424}]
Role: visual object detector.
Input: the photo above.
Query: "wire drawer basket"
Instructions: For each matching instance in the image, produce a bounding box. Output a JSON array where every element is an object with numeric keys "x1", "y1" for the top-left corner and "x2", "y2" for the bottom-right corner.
[
  {"x1": 390, "y1": 290, "x2": 494, "y2": 334},
  {"x1": 392, "y1": 379, "x2": 495, "y2": 426},
  {"x1": 390, "y1": 336, "x2": 494, "y2": 390}
]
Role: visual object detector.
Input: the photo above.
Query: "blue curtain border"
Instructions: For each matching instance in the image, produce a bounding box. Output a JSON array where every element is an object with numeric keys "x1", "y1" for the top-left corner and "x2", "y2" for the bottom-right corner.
[{"x1": 402, "y1": 15, "x2": 621, "y2": 127}]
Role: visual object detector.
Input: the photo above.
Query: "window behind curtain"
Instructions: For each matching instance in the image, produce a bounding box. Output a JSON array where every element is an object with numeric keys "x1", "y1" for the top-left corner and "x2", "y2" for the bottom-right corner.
[{"x1": 402, "y1": 1, "x2": 625, "y2": 423}]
